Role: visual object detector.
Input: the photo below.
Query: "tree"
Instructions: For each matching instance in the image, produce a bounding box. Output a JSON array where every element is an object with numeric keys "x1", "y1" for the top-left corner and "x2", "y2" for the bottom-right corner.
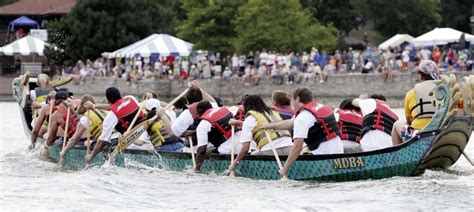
[
  {"x1": 233, "y1": 0, "x2": 337, "y2": 53},
  {"x1": 63, "y1": 0, "x2": 181, "y2": 61},
  {"x1": 366, "y1": 0, "x2": 441, "y2": 37},
  {"x1": 440, "y1": 0, "x2": 472, "y2": 33},
  {"x1": 177, "y1": 0, "x2": 245, "y2": 54},
  {"x1": 300, "y1": 0, "x2": 360, "y2": 37}
]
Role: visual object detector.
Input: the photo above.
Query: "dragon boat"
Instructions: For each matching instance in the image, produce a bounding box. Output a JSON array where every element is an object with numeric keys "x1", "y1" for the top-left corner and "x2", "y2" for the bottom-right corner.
[{"x1": 12, "y1": 74, "x2": 473, "y2": 181}]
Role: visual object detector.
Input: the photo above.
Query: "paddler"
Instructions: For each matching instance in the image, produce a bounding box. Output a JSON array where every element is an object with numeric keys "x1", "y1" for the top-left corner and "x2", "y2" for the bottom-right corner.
[
  {"x1": 139, "y1": 98, "x2": 186, "y2": 152},
  {"x1": 30, "y1": 74, "x2": 53, "y2": 111},
  {"x1": 391, "y1": 60, "x2": 440, "y2": 145},
  {"x1": 271, "y1": 90, "x2": 295, "y2": 120},
  {"x1": 352, "y1": 94, "x2": 399, "y2": 151},
  {"x1": 29, "y1": 90, "x2": 57, "y2": 150},
  {"x1": 85, "y1": 87, "x2": 144, "y2": 163},
  {"x1": 228, "y1": 95, "x2": 293, "y2": 172},
  {"x1": 171, "y1": 80, "x2": 216, "y2": 143},
  {"x1": 59, "y1": 94, "x2": 108, "y2": 159},
  {"x1": 194, "y1": 101, "x2": 244, "y2": 171},
  {"x1": 262, "y1": 88, "x2": 343, "y2": 176},
  {"x1": 335, "y1": 99, "x2": 363, "y2": 153},
  {"x1": 44, "y1": 90, "x2": 81, "y2": 155}
]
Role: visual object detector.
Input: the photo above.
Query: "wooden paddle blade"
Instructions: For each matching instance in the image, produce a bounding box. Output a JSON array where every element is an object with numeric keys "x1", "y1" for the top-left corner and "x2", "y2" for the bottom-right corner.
[{"x1": 51, "y1": 76, "x2": 73, "y2": 88}]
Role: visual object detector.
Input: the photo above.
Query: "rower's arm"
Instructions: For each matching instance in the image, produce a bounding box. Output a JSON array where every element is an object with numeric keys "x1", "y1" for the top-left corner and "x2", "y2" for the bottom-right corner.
[
  {"x1": 262, "y1": 118, "x2": 295, "y2": 130},
  {"x1": 85, "y1": 140, "x2": 105, "y2": 164},
  {"x1": 231, "y1": 142, "x2": 250, "y2": 170},
  {"x1": 195, "y1": 145, "x2": 207, "y2": 172},
  {"x1": 94, "y1": 103, "x2": 111, "y2": 110},
  {"x1": 280, "y1": 138, "x2": 304, "y2": 176}
]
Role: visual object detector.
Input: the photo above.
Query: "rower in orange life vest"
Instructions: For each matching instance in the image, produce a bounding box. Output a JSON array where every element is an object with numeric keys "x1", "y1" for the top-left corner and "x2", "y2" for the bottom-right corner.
[
  {"x1": 335, "y1": 98, "x2": 363, "y2": 153},
  {"x1": 85, "y1": 87, "x2": 144, "y2": 163},
  {"x1": 352, "y1": 94, "x2": 399, "y2": 151},
  {"x1": 171, "y1": 80, "x2": 216, "y2": 145},
  {"x1": 391, "y1": 60, "x2": 440, "y2": 145},
  {"x1": 271, "y1": 90, "x2": 295, "y2": 120},
  {"x1": 194, "y1": 101, "x2": 244, "y2": 171},
  {"x1": 264, "y1": 88, "x2": 344, "y2": 176},
  {"x1": 44, "y1": 90, "x2": 81, "y2": 155}
]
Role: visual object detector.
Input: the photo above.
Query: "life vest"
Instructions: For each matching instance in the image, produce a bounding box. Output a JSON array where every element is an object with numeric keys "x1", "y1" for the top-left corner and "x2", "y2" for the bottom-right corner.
[
  {"x1": 233, "y1": 105, "x2": 245, "y2": 130},
  {"x1": 246, "y1": 110, "x2": 291, "y2": 149},
  {"x1": 110, "y1": 97, "x2": 143, "y2": 134},
  {"x1": 273, "y1": 105, "x2": 295, "y2": 120},
  {"x1": 201, "y1": 107, "x2": 233, "y2": 147},
  {"x1": 33, "y1": 87, "x2": 53, "y2": 104},
  {"x1": 56, "y1": 103, "x2": 79, "y2": 137},
  {"x1": 361, "y1": 99, "x2": 399, "y2": 136},
  {"x1": 410, "y1": 81, "x2": 437, "y2": 119},
  {"x1": 86, "y1": 109, "x2": 107, "y2": 140},
  {"x1": 295, "y1": 101, "x2": 340, "y2": 151},
  {"x1": 147, "y1": 118, "x2": 173, "y2": 147},
  {"x1": 337, "y1": 109, "x2": 363, "y2": 143}
]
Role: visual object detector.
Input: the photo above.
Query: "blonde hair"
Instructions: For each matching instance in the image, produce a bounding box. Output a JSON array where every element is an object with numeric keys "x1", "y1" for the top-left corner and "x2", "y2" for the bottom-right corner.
[
  {"x1": 78, "y1": 94, "x2": 95, "y2": 114},
  {"x1": 36, "y1": 74, "x2": 50, "y2": 87}
]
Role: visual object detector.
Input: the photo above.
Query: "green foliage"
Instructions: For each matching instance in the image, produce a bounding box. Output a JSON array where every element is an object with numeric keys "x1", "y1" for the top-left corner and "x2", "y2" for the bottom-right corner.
[
  {"x1": 62, "y1": 0, "x2": 181, "y2": 61},
  {"x1": 300, "y1": 0, "x2": 359, "y2": 37},
  {"x1": 234, "y1": 0, "x2": 337, "y2": 53},
  {"x1": 440, "y1": 0, "x2": 472, "y2": 33},
  {"x1": 177, "y1": 0, "x2": 245, "y2": 54},
  {"x1": 367, "y1": 0, "x2": 442, "y2": 37},
  {"x1": 0, "y1": 0, "x2": 17, "y2": 6}
]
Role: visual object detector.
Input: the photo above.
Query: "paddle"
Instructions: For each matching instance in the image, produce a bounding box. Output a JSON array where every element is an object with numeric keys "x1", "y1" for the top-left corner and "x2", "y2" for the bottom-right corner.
[
  {"x1": 189, "y1": 136, "x2": 197, "y2": 170},
  {"x1": 86, "y1": 110, "x2": 92, "y2": 155},
  {"x1": 264, "y1": 131, "x2": 289, "y2": 180},
  {"x1": 228, "y1": 125, "x2": 236, "y2": 177},
  {"x1": 108, "y1": 88, "x2": 189, "y2": 164},
  {"x1": 59, "y1": 105, "x2": 71, "y2": 166}
]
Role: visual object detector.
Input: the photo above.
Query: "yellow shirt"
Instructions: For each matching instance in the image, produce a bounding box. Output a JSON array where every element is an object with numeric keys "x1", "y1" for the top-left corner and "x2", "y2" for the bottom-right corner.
[{"x1": 404, "y1": 89, "x2": 431, "y2": 130}]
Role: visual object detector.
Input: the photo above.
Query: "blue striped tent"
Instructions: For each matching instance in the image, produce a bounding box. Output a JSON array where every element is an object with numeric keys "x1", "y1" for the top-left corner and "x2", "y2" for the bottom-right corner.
[{"x1": 108, "y1": 34, "x2": 193, "y2": 58}]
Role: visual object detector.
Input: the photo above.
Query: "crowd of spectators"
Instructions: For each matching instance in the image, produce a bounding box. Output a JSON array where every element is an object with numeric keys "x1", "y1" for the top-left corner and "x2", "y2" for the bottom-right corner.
[{"x1": 61, "y1": 46, "x2": 473, "y2": 86}]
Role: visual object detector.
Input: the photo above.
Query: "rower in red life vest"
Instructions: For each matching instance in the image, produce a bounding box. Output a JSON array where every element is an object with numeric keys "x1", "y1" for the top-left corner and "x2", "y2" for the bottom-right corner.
[
  {"x1": 258, "y1": 88, "x2": 344, "y2": 177},
  {"x1": 44, "y1": 90, "x2": 81, "y2": 155},
  {"x1": 171, "y1": 80, "x2": 216, "y2": 147},
  {"x1": 85, "y1": 87, "x2": 144, "y2": 163},
  {"x1": 352, "y1": 94, "x2": 399, "y2": 151},
  {"x1": 29, "y1": 90, "x2": 57, "y2": 150},
  {"x1": 194, "y1": 101, "x2": 245, "y2": 171},
  {"x1": 271, "y1": 90, "x2": 295, "y2": 120},
  {"x1": 335, "y1": 99, "x2": 363, "y2": 153}
]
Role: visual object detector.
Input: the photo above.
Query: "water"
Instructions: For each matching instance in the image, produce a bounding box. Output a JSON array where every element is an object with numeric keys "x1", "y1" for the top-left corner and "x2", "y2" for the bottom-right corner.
[{"x1": 1, "y1": 102, "x2": 473, "y2": 210}]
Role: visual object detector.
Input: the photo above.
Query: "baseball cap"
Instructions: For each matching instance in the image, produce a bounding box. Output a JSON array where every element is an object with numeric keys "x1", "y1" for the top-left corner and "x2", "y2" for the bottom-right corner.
[
  {"x1": 145, "y1": 98, "x2": 161, "y2": 112},
  {"x1": 418, "y1": 60, "x2": 440, "y2": 80},
  {"x1": 55, "y1": 91, "x2": 69, "y2": 101},
  {"x1": 57, "y1": 87, "x2": 74, "y2": 97}
]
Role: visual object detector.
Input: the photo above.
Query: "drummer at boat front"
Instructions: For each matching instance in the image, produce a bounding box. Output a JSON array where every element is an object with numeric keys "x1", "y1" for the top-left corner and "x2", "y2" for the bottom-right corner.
[
  {"x1": 391, "y1": 60, "x2": 440, "y2": 145},
  {"x1": 261, "y1": 88, "x2": 344, "y2": 176},
  {"x1": 228, "y1": 95, "x2": 293, "y2": 173},
  {"x1": 352, "y1": 94, "x2": 399, "y2": 151},
  {"x1": 84, "y1": 87, "x2": 144, "y2": 164},
  {"x1": 194, "y1": 101, "x2": 244, "y2": 172}
]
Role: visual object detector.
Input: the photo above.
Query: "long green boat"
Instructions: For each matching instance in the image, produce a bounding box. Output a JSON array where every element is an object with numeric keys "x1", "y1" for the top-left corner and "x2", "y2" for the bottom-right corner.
[{"x1": 12, "y1": 75, "x2": 472, "y2": 181}]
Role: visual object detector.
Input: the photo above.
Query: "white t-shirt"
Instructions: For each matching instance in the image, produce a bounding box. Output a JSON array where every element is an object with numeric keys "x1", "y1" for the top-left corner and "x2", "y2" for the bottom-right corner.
[
  {"x1": 358, "y1": 99, "x2": 394, "y2": 151},
  {"x1": 171, "y1": 102, "x2": 218, "y2": 137},
  {"x1": 240, "y1": 115, "x2": 293, "y2": 152},
  {"x1": 293, "y1": 110, "x2": 343, "y2": 155}
]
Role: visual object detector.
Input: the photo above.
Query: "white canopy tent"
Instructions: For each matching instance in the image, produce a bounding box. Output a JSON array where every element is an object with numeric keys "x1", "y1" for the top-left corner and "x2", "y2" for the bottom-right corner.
[
  {"x1": 108, "y1": 34, "x2": 193, "y2": 58},
  {"x1": 413, "y1": 27, "x2": 474, "y2": 47},
  {"x1": 378, "y1": 34, "x2": 414, "y2": 50},
  {"x1": 0, "y1": 35, "x2": 47, "y2": 56}
]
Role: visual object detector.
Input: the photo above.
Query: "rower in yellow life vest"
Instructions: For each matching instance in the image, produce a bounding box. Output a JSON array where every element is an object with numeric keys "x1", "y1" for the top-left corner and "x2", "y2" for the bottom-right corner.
[
  {"x1": 60, "y1": 94, "x2": 109, "y2": 159},
  {"x1": 228, "y1": 95, "x2": 293, "y2": 173},
  {"x1": 133, "y1": 98, "x2": 185, "y2": 152}
]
